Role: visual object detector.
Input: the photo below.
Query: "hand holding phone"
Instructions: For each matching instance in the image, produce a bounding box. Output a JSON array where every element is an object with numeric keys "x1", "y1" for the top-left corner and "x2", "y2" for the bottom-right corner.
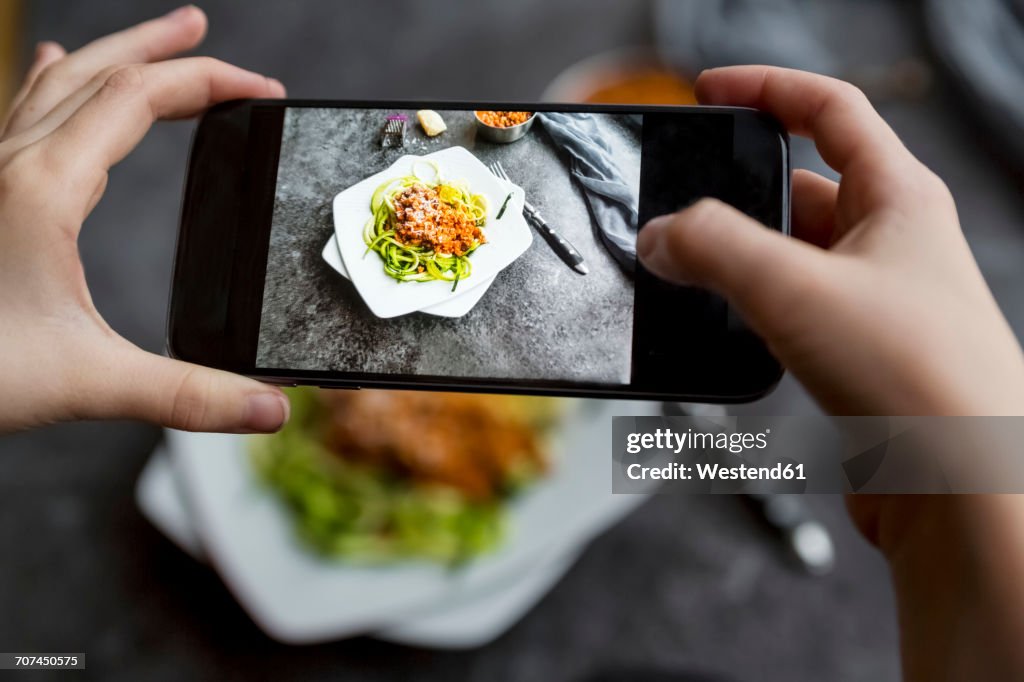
[
  {"x1": 0, "y1": 8, "x2": 291, "y2": 434},
  {"x1": 643, "y1": 67, "x2": 1024, "y2": 418}
]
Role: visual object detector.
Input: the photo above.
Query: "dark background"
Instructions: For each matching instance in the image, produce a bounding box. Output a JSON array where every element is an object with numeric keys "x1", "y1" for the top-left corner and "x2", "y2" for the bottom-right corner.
[{"x1": 4, "y1": 1, "x2": 1024, "y2": 680}]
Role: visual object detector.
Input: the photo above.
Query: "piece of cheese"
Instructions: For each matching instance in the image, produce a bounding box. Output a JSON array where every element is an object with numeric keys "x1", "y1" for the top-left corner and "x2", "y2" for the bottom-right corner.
[{"x1": 417, "y1": 110, "x2": 447, "y2": 137}]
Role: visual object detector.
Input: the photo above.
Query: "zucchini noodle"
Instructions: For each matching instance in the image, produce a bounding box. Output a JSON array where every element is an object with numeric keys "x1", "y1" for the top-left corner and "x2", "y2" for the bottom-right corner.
[{"x1": 362, "y1": 161, "x2": 488, "y2": 283}]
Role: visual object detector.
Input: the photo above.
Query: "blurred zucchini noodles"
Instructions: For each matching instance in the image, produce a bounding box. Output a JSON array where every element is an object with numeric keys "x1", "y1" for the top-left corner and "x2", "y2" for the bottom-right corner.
[{"x1": 249, "y1": 389, "x2": 505, "y2": 564}]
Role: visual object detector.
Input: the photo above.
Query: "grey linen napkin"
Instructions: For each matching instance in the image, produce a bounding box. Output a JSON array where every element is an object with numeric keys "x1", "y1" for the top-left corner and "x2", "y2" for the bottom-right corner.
[{"x1": 537, "y1": 112, "x2": 640, "y2": 274}]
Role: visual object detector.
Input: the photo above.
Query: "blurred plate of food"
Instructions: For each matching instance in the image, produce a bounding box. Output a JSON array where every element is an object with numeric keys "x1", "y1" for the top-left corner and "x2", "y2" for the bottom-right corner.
[
  {"x1": 135, "y1": 444, "x2": 585, "y2": 649},
  {"x1": 166, "y1": 389, "x2": 659, "y2": 644},
  {"x1": 334, "y1": 146, "x2": 532, "y2": 318}
]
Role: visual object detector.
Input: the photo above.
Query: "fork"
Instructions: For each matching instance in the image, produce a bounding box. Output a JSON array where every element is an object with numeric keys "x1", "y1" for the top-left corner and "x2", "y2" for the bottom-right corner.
[{"x1": 489, "y1": 161, "x2": 588, "y2": 275}]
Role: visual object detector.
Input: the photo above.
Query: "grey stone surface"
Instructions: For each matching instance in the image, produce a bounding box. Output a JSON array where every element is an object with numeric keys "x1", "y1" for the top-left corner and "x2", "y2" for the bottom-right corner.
[{"x1": 256, "y1": 108, "x2": 638, "y2": 384}]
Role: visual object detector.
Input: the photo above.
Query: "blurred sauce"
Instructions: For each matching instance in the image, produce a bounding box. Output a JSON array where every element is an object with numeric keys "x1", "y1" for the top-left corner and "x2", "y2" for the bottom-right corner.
[{"x1": 581, "y1": 67, "x2": 696, "y2": 105}]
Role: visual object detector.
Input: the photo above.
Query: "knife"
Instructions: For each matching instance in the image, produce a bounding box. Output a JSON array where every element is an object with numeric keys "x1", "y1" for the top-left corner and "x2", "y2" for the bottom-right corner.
[
  {"x1": 488, "y1": 161, "x2": 588, "y2": 275},
  {"x1": 522, "y1": 200, "x2": 589, "y2": 275}
]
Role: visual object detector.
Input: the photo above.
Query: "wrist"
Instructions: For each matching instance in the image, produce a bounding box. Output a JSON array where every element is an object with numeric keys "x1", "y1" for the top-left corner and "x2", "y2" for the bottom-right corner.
[{"x1": 859, "y1": 495, "x2": 1024, "y2": 680}]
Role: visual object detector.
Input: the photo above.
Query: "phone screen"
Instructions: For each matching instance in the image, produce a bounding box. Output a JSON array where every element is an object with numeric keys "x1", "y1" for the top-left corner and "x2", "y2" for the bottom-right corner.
[
  {"x1": 171, "y1": 101, "x2": 788, "y2": 401},
  {"x1": 258, "y1": 107, "x2": 642, "y2": 385}
]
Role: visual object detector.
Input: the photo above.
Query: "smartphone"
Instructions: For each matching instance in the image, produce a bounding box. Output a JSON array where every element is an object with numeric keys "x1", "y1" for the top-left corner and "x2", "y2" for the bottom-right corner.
[{"x1": 168, "y1": 100, "x2": 789, "y2": 402}]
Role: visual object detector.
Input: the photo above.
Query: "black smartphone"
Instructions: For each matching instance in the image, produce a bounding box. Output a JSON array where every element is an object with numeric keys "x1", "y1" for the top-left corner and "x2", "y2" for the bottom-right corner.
[{"x1": 168, "y1": 100, "x2": 789, "y2": 402}]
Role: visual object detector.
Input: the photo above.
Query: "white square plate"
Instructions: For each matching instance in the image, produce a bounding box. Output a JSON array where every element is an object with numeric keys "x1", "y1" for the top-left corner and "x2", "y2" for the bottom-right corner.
[
  {"x1": 334, "y1": 147, "x2": 533, "y2": 318},
  {"x1": 167, "y1": 399, "x2": 660, "y2": 644}
]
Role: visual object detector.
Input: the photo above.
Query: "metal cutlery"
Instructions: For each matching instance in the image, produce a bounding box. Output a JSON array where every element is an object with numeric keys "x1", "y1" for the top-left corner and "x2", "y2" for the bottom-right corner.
[
  {"x1": 488, "y1": 161, "x2": 588, "y2": 275},
  {"x1": 660, "y1": 401, "x2": 835, "y2": 577},
  {"x1": 381, "y1": 115, "x2": 407, "y2": 148}
]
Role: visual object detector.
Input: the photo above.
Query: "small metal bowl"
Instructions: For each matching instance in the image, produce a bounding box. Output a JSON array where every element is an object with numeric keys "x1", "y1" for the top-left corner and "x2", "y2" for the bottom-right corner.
[{"x1": 474, "y1": 112, "x2": 535, "y2": 143}]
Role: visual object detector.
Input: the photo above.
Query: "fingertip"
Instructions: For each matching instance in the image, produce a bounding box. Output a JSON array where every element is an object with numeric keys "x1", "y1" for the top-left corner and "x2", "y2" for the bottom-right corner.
[
  {"x1": 637, "y1": 213, "x2": 671, "y2": 257},
  {"x1": 28, "y1": 41, "x2": 66, "y2": 78},
  {"x1": 35, "y1": 40, "x2": 66, "y2": 60},
  {"x1": 695, "y1": 66, "x2": 726, "y2": 82},
  {"x1": 268, "y1": 77, "x2": 286, "y2": 98},
  {"x1": 166, "y1": 4, "x2": 208, "y2": 45},
  {"x1": 276, "y1": 388, "x2": 291, "y2": 425},
  {"x1": 220, "y1": 67, "x2": 285, "y2": 100},
  {"x1": 241, "y1": 390, "x2": 290, "y2": 433},
  {"x1": 694, "y1": 66, "x2": 733, "y2": 104},
  {"x1": 185, "y1": 7, "x2": 209, "y2": 45},
  {"x1": 638, "y1": 212, "x2": 690, "y2": 285},
  {"x1": 695, "y1": 65, "x2": 780, "y2": 106},
  {"x1": 167, "y1": 4, "x2": 205, "y2": 23},
  {"x1": 190, "y1": 6, "x2": 209, "y2": 42},
  {"x1": 640, "y1": 198, "x2": 747, "y2": 287}
]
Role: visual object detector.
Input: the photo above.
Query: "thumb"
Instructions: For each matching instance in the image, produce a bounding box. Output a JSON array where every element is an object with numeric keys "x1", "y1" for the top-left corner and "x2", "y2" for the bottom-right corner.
[
  {"x1": 79, "y1": 345, "x2": 290, "y2": 433},
  {"x1": 637, "y1": 198, "x2": 825, "y2": 330}
]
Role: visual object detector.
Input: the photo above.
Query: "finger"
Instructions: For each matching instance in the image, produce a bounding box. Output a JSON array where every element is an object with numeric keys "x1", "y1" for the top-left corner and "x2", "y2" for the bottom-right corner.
[
  {"x1": 26, "y1": 41, "x2": 67, "y2": 79},
  {"x1": 9, "y1": 42, "x2": 66, "y2": 109},
  {"x1": 3, "y1": 6, "x2": 207, "y2": 136},
  {"x1": 1, "y1": 71, "x2": 107, "y2": 150},
  {"x1": 79, "y1": 345, "x2": 290, "y2": 433},
  {"x1": 41, "y1": 58, "x2": 285, "y2": 207},
  {"x1": 791, "y1": 169, "x2": 838, "y2": 248},
  {"x1": 637, "y1": 198, "x2": 827, "y2": 331},
  {"x1": 1, "y1": 42, "x2": 66, "y2": 137},
  {"x1": 696, "y1": 66, "x2": 921, "y2": 217},
  {"x1": 9, "y1": 56, "x2": 284, "y2": 154},
  {"x1": 59, "y1": 5, "x2": 207, "y2": 72},
  {"x1": 696, "y1": 66, "x2": 909, "y2": 173}
]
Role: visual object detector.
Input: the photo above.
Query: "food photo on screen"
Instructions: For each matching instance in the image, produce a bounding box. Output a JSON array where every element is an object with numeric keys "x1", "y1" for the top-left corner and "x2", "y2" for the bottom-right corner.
[{"x1": 254, "y1": 107, "x2": 641, "y2": 385}]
